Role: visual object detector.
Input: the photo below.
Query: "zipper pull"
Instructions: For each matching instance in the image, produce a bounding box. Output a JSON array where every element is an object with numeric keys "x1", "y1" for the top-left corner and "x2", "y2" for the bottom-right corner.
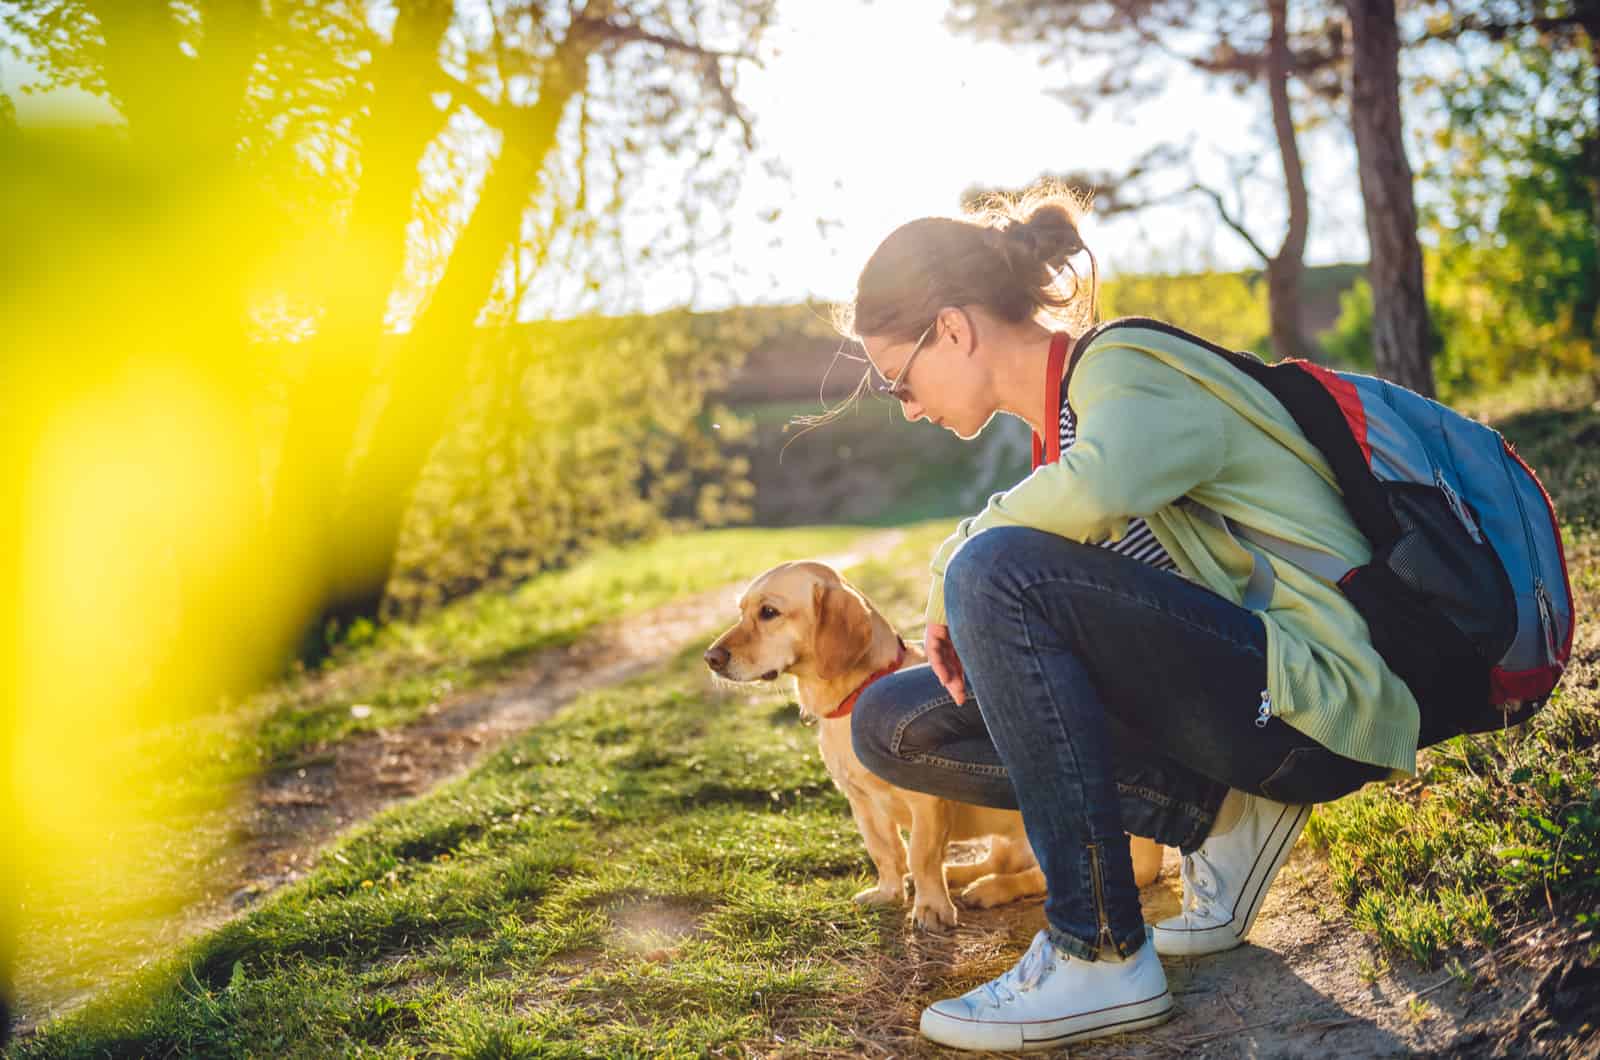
[
  {"x1": 1256, "y1": 691, "x2": 1272, "y2": 729},
  {"x1": 1535, "y1": 578, "x2": 1562, "y2": 669},
  {"x1": 1435, "y1": 470, "x2": 1484, "y2": 544}
]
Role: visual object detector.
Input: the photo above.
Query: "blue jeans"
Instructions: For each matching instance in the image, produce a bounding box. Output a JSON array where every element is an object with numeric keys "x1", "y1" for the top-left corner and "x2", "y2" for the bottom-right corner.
[{"x1": 852, "y1": 527, "x2": 1387, "y2": 961}]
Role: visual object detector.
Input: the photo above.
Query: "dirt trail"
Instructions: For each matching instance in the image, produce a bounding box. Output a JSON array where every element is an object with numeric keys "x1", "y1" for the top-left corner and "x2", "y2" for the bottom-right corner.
[
  {"x1": 842, "y1": 845, "x2": 1586, "y2": 1058},
  {"x1": 229, "y1": 529, "x2": 905, "y2": 904},
  {"x1": 15, "y1": 522, "x2": 1591, "y2": 1055},
  {"x1": 7, "y1": 531, "x2": 910, "y2": 1034}
]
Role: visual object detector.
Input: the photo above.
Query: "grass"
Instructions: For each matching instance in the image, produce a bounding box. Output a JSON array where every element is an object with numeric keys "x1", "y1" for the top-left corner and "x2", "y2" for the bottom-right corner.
[
  {"x1": 249, "y1": 525, "x2": 872, "y2": 767},
  {"x1": 11, "y1": 523, "x2": 956, "y2": 1059},
  {"x1": 12, "y1": 375, "x2": 1599, "y2": 1052},
  {"x1": 1304, "y1": 379, "x2": 1600, "y2": 967},
  {"x1": 5, "y1": 522, "x2": 878, "y2": 1034}
]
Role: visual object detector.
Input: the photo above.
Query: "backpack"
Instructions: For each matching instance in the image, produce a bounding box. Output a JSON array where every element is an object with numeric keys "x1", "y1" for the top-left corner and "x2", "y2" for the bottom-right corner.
[{"x1": 1074, "y1": 319, "x2": 1576, "y2": 747}]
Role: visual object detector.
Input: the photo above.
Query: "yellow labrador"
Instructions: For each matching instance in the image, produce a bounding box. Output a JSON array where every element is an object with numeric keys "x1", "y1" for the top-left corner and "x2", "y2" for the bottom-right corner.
[{"x1": 704, "y1": 561, "x2": 1163, "y2": 932}]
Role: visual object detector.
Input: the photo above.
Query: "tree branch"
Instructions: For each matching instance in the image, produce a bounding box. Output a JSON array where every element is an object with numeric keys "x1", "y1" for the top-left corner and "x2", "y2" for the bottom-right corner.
[
  {"x1": 1415, "y1": 13, "x2": 1589, "y2": 45},
  {"x1": 1189, "y1": 181, "x2": 1271, "y2": 264}
]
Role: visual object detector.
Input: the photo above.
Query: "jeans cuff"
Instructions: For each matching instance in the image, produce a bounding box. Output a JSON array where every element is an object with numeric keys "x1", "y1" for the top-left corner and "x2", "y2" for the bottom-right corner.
[
  {"x1": 1044, "y1": 924, "x2": 1101, "y2": 961},
  {"x1": 1045, "y1": 922, "x2": 1147, "y2": 962}
]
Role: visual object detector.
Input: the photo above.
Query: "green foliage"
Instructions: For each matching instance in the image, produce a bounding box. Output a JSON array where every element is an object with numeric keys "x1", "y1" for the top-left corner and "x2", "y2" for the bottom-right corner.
[
  {"x1": 1320, "y1": 277, "x2": 1376, "y2": 370},
  {"x1": 1306, "y1": 395, "x2": 1600, "y2": 967},
  {"x1": 388, "y1": 306, "x2": 839, "y2": 618},
  {"x1": 1308, "y1": 689, "x2": 1600, "y2": 966},
  {"x1": 1319, "y1": 277, "x2": 1447, "y2": 381},
  {"x1": 1100, "y1": 269, "x2": 1271, "y2": 354},
  {"x1": 1414, "y1": 37, "x2": 1597, "y2": 394}
]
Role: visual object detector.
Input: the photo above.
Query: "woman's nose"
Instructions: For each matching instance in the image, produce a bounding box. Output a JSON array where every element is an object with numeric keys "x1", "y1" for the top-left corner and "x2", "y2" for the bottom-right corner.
[{"x1": 900, "y1": 398, "x2": 926, "y2": 423}]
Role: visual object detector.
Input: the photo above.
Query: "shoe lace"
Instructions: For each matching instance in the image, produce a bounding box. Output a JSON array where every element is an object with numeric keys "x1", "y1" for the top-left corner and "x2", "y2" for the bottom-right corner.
[
  {"x1": 1180, "y1": 848, "x2": 1222, "y2": 915},
  {"x1": 978, "y1": 930, "x2": 1058, "y2": 1008}
]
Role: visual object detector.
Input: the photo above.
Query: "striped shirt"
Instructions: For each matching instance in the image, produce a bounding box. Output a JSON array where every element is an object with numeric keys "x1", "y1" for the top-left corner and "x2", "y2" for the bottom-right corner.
[{"x1": 1059, "y1": 397, "x2": 1178, "y2": 570}]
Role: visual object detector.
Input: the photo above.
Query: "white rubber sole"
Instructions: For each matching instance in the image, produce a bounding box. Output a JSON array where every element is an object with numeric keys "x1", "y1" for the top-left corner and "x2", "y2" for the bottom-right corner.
[
  {"x1": 1152, "y1": 802, "x2": 1311, "y2": 957},
  {"x1": 919, "y1": 990, "x2": 1174, "y2": 1053}
]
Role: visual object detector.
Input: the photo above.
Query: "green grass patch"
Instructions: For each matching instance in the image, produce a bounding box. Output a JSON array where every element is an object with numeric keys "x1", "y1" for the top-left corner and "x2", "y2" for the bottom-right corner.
[
  {"x1": 1306, "y1": 385, "x2": 1600, "y2": 967},
  {"x1": 8, "y1": 522, "x2": 884, "y2": 1028},
  {"x1": 255, "y1": 525, "x2": 873, "y2": 764},
  {"x1": 14, "y1": 524, "x2": 954, "y2": 1057},
  {"x1": 15, "y1": 662, "x2": 872, "y2": 1056}
]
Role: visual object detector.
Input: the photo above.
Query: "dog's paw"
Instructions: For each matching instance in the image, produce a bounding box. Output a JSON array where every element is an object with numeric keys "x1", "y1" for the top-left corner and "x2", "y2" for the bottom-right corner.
[
  {"x1": 852, "y1": 884, "x2": 903, "y2": 907},
  {"x1": 958, "y1": 875, "x2": 1016, "y2": 909},
  {"x1": 912, "y1": 896, "x2": 959, "y2": 932}
]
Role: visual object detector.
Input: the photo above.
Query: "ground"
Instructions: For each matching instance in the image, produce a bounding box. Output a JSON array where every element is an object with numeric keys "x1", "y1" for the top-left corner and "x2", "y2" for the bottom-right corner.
[{"x1": 13, "y1": 522, "x2": 1595, "y2": 1057}]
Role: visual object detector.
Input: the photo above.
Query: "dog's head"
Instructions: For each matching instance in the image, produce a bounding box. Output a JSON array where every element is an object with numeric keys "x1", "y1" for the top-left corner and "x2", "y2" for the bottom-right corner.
[{"x1": 703, "y1": 561, "x2": 876, "y2": 703}]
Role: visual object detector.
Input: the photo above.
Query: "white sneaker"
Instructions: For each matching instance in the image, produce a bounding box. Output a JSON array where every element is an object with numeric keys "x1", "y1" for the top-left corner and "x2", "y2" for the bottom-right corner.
[
  {"x1": 1152, "y1": 791, "x2": 1310, "y2": 957},
  {"x1": 919, "y1": 927, "x2": 1173, "y2": 1052}
]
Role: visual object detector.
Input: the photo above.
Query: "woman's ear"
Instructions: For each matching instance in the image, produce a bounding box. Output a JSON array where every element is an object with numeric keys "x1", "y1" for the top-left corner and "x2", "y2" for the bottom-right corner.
[
  {"x1": 937, "y1": 304, "x2": 977, "y2": 355},
  {"x1": 812, "y1": 581, "x2": 874, "y2": 682}
]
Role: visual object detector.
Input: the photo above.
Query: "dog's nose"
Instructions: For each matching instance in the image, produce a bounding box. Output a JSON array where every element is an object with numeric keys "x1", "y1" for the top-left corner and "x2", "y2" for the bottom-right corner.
[{"x1": 704, "y1": 645, "x2": 730, "y2": 673}]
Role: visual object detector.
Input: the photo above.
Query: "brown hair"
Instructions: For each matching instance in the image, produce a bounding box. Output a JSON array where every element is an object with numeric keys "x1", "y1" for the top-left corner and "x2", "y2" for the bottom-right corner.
[
  {"x1": 836, "y1": 182, "x2": 1099, "y2": 345},
  {"x1": 789, "y1": 183, "x2": 1097, "y2": 440}
]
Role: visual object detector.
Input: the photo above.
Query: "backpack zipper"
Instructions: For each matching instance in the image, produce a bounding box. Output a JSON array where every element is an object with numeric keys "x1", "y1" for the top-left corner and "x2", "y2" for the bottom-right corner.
[
  {"x1": 1535, "y1": 578, "x2": 1561, "y2": 670},
  {"x1": 1434, "y1": 469, "x2": 1484, "y2": 544},
  {"x1": 1497, "y1": 445, "x2": 1549, "y2": 665}
]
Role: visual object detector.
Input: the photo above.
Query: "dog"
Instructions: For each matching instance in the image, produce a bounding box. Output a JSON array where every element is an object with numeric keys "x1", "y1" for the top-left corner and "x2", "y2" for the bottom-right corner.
[{"x1": 704, "y1": 561, "x2": 1164, "y2": 931}]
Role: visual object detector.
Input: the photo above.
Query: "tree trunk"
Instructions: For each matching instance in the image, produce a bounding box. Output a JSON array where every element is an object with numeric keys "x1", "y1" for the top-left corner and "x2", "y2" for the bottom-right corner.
[
  {"x1": 269, "y1": 0, "x2": 455, "y2": 614},
  {"x1": 1345, "y1": 0, "x2": 1434, "y2": 396},
  {"x1": 323, "y1": 38, "x2": 596, "y2": 623},
  {"x1": 1585, "y1": 23, "x2": 1600, "y2": 393},
  {"x1": 1266, "y1": 0, "x2": 1317, "y2": 361}
]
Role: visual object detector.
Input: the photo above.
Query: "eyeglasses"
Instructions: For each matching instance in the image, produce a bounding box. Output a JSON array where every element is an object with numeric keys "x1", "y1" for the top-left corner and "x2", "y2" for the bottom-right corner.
[{"x1": 874, "y1": 319, "x2": 937, "y2": 404}]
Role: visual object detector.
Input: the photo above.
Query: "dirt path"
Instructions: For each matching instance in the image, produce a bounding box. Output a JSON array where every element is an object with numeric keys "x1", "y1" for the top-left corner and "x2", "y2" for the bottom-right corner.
[
  {"x1": 835, "y1": 843, "x2": 1590, "y2": 1058},
  {"x1": 8, "y1": 530, "x2": 908, "y2": 1034},
  {"x1": 16, "y1": 522, "x2": 1592, "y2": 1055},
  {"x1": 230, "y1": 529, "x2": 906, "y2": 905}
]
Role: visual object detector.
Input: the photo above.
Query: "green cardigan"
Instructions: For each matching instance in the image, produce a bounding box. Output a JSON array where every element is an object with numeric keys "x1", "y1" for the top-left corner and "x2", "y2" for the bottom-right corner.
[{"x1": 926, "y1": 324, "x2": 1420, "y2": 775}]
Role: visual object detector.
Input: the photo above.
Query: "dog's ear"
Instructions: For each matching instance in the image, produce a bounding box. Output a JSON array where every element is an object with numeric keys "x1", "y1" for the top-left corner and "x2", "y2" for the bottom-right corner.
[{"x1": 812, "y1": 580, "x2": 874, "y2": 681}]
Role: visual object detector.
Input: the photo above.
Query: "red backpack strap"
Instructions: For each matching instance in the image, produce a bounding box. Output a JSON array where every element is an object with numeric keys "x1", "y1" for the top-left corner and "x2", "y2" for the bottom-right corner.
[{"x1": 1031, "y1": 332, "x2": 1071, "y2": 470}]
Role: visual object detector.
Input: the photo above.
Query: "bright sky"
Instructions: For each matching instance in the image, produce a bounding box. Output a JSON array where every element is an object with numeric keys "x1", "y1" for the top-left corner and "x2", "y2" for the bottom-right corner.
[
  {"x1": 3, "y1": 0, "x2": 1375, "y2": 313},
  {"x1": 723, "y1": 0, "x2": 1371, "y2": 309}
]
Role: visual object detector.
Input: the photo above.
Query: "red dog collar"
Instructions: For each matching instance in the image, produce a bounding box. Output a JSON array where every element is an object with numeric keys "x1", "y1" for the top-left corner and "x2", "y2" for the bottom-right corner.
[{"x1": 822, "y1": 638, "x2": 907, "y2": 720}]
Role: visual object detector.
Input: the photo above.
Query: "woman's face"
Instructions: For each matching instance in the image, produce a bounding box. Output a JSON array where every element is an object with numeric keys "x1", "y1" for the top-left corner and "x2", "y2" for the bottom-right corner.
[{"x1": 862, "y1": 310, "x2": 991, "y2": 439}]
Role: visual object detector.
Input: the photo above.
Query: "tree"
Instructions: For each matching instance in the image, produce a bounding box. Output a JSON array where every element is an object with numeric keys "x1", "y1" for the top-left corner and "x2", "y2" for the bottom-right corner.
[
  {"x1": 1344, "y1": 0, "x2": 1434, "y2": 395},
  {"x1": 0, "y1": 0, "x2": 774, "y2": 1012},
  {"x1": 1418, "y1": 0, "x2": 1600, "y2": 386},
  {"x1": 1418, "y1": 37, "x2": 1596, "y2": 392},
  {"x1": 949, "y1": 0, "x2": 1345, "y2": 359},
  {"x1": 2, "y1": 0, "x2": 776, "y2": 641}
]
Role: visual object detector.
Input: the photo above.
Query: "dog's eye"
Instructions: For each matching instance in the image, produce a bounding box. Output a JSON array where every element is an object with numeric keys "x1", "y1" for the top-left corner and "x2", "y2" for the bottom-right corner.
[{"x1": 758, "y1": 605, "x2": 779, "y2": 620}]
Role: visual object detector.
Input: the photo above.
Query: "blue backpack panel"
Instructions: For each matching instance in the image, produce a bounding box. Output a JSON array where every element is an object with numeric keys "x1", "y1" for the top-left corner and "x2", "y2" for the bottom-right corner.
[{"x1": 1077, "y1": 319, "x2": 1576, "y2": 747}]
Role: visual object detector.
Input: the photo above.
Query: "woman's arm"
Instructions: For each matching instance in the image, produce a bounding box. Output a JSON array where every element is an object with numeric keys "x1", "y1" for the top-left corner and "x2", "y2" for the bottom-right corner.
[{"x1": 925, "y1": 347, "x2": 1230, "y2": 626}]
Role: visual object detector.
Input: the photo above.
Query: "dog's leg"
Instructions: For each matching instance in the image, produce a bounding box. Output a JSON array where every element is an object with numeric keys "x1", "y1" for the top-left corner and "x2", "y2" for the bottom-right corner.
[
  {"x1": 957, "y1": 836, "x2": 1048, "y2": 909},
  {"x1": 944, "y1": 839, "x2": 1009, "y2": 889},
  {"x1": 907, "y1": 801, "x2": 958, "y2": 931},
  {"x1": 959, "y1": 865, "x2": 1048, "y2": 909},
  {"x1": 1130, "y1": 836, "x2": 1165, "y2": 888},
  {"x1": 848, "y1": 799, "x2": 909, "y2": 907}
]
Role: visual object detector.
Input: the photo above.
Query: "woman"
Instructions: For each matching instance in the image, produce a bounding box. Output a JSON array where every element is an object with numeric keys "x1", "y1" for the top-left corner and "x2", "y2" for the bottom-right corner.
[{"x1": 841, "y1": 189, "x2": 1414, "y2": 1053}]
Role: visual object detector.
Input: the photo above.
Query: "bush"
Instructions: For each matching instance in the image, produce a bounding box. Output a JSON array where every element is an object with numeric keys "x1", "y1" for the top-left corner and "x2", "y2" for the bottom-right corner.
[
  {"x1": 385, "y1": 306, "x2": 836, "y2": 618},
  {"x1": 1100, "y1": 269, "x2": 1270, "y2": 354}
]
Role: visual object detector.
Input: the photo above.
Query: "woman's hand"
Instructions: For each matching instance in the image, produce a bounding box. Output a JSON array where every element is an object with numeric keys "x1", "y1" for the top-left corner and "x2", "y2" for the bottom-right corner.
[{"x1": 925, "y1": 623, "x2": 967, "y2": 705}]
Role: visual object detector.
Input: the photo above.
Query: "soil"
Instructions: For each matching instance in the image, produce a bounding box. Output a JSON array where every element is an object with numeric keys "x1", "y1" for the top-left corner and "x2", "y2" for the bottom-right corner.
[
  {"x1": 821, "y1": 845, "x2": 1598, "y2": 1058},
  {"x1": 10, "y1": 522, "x2": 1596, "y2": 1056}
]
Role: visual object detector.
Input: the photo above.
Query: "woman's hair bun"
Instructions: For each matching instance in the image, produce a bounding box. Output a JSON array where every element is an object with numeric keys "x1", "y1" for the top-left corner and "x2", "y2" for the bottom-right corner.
[{"x1": 1006, "y1": 205, "x2": 1084, "y2": 271}]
